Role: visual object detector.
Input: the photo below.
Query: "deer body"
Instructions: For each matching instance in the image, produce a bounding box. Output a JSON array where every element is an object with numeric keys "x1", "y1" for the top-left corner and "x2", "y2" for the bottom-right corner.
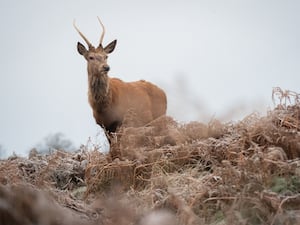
[{"x1": 74, "y1": 18, "x2": 167, "y2": 132}]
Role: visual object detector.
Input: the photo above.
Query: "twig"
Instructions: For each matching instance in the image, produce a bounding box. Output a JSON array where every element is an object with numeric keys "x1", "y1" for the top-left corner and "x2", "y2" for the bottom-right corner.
[
  {"x1": 203, "y1": 196, "x2": 254, "y2": 203},
  {"x1": 270, "y1": 193, "x2": 300, "y2": 225}
]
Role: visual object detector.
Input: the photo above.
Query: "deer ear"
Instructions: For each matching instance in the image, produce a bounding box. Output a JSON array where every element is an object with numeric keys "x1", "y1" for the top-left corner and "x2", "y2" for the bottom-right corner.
[
  {"x1": 77, "y1": 42, "x2": 87, "y2": 56},
  {"x1": 104, "y1": 40, "x2": 117, "y2": 54}
]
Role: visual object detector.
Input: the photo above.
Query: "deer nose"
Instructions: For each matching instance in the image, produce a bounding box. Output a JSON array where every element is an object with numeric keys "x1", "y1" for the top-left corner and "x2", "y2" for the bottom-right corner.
[{"x1": 103, "y1": 65, "x2": 110, "y2": 72}]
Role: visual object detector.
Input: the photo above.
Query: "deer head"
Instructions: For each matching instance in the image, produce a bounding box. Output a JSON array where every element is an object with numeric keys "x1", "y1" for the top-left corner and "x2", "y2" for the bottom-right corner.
[{"x1": 74, "y1": 17, "x2": 117, "y2": 76}]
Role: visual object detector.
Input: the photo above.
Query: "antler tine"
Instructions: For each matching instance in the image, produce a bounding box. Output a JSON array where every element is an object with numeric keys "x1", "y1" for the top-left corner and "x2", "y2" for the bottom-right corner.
[
  {"x1": 97, "y1": 17, "x2": 106, "y2": 47},
  {"x1": 73, "y1": 19, "x2": 93, "y2": 48}
]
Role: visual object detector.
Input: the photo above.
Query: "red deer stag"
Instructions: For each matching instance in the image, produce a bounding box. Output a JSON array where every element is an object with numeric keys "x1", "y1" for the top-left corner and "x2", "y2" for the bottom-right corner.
[{"x1": 74, "y1": 18, "x2": 167, "y2": 132}]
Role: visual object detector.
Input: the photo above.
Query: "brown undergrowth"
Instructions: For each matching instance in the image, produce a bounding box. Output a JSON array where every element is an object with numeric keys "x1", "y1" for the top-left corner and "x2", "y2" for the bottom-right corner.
[{"x1": 0, "y1": 87, "x2": 300, "y2": 225}]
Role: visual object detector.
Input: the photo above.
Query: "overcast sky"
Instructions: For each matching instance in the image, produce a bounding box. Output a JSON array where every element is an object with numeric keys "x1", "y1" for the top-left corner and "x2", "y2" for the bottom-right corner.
[{"x1": 0, "y1": 0, "x2": 299, "y2": 156}]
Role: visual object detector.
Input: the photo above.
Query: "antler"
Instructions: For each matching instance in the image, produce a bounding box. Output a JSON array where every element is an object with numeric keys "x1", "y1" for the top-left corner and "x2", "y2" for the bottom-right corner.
[
  {"x1": 97, "y1": 17, "x2": 105, "y2": 48},
  {"x1": 73, "y1": 20, "x2": 93, "y2": 49}
]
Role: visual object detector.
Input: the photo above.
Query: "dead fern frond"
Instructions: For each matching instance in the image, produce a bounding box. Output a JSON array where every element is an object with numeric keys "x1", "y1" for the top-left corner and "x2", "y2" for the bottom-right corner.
[{"x1": 272, "y1": 87, "x2": 300, "y2": 108}]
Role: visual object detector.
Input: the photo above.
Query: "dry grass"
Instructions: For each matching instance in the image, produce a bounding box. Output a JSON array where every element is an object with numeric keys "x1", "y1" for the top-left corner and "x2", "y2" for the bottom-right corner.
[{"x1": 0, "y1": 87, "x2": 300, "y2": 225}]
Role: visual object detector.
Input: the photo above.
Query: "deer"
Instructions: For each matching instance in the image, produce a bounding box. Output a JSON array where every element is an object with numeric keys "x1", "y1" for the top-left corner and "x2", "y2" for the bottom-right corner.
[{"x1": 74, "y1": 18, "x2": 167, "y2": 133}]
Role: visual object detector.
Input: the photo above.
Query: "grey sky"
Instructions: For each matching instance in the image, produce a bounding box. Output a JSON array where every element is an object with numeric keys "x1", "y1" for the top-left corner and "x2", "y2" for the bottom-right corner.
[{"x1": 0, "y1": 0, "x2": 299, "y2": 156}]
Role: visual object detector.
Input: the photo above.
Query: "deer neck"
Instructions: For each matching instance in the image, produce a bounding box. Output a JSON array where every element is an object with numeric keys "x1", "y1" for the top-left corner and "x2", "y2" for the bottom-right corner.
[{"x1": 88, "y1": 73, "x2": 111, "y2": 108}]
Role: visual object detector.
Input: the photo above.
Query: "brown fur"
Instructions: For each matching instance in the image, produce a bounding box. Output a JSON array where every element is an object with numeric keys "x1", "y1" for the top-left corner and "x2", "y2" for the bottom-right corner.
[{"x1": 75, "y1": 19, "x2": 167, "y2": 132}]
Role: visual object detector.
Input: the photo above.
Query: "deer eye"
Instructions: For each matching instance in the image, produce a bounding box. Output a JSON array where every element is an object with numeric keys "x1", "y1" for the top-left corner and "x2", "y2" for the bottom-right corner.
[
  {"x1": 104, "y1": 56, "x2": 108, "y2": 60},
  {"x1": 88, "y1": 56, "x2": 95, "y2": 60}
]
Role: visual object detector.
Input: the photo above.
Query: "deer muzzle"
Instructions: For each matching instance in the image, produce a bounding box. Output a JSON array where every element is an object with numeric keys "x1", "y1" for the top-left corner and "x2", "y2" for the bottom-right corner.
[{"x1": 102, "y1": 65, "x2": 110, "y2": 72}]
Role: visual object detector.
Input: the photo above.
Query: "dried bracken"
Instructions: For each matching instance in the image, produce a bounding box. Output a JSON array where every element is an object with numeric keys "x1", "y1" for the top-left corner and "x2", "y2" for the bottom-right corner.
[{"x1": 0, "y1": 88, "x2": 300, "y2": 225}]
